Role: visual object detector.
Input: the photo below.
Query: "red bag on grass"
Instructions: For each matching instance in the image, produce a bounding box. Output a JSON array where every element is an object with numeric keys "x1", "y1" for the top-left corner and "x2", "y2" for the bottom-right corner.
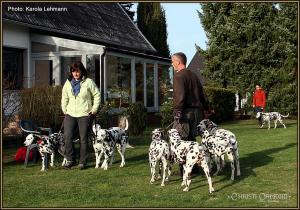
[{"x1": 14, "y1": 146, "x2": 34, "y2": 163}]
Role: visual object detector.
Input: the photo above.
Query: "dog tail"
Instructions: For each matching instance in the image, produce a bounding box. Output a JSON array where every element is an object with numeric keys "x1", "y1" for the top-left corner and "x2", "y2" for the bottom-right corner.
[
  {"x1": 124, "y1": 117, "x2": 129, "y2": 131},
  {"x1": 281, "y1": 113, "x2": 289, "y2": 118}
]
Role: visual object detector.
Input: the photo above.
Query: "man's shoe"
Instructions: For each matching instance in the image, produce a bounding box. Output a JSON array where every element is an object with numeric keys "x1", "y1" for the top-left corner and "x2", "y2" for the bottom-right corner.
[
  {"x1": 64, "y1": 161, "x2": 74, "y2": 170},
  {"x1": 78, "y1": 163, "x2": 86, "y2": 170}
]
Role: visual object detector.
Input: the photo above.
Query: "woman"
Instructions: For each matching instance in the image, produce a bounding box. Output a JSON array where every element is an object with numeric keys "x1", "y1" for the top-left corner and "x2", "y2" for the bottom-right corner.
[{"x1": 61, "y1": 61, "x2": 100, "y2": 169}]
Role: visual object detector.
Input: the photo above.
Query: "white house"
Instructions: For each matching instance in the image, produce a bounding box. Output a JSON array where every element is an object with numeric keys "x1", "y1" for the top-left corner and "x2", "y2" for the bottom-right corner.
[{"x1": 2, "y1": 2, "x2": 172, "y2": 114}]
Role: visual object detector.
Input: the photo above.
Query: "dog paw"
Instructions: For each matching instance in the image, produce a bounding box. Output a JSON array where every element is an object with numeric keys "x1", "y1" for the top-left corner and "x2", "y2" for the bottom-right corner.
[
  {"x1": 161, "y1": 183, "x2": 165, "y2": 187},
  {"x1": 183, "y1": 187, "x2": 189, "y2": 192}
]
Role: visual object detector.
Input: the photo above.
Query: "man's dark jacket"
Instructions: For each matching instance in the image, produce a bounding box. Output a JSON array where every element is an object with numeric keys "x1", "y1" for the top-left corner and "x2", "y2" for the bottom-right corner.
[{"x1": 173, "y1": 69, "x2": 208, "y2": 113}]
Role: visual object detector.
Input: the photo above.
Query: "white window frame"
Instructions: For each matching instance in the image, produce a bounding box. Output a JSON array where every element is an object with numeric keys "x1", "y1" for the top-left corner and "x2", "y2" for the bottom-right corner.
[{"x1": 105, "y1": 51, "x2": 170, "y2": 112}]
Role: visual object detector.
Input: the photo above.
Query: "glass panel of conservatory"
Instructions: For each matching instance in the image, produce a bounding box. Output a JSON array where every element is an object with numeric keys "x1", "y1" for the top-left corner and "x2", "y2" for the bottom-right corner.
[
  {"x1": 146, "y1": 63, "x2": 154, "y2": 107},
  {"x1": 158, "y1": 64, "x2": 173, "y2": 105},
  {"x1": 106, "y1": 55, "x2": 131, "y2": 108},
  {"x1": 135, "y1": 61, "x2": 144, "y2": 104}
]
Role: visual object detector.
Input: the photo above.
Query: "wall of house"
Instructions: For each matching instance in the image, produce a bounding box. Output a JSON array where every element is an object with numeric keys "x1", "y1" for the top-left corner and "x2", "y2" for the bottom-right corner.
[{"x1": 3, "y1": 22, "x2": 31, "y2": 88}]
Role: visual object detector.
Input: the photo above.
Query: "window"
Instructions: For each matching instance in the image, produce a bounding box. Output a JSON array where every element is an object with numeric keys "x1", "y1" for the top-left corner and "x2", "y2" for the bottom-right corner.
[
  {"x1": 35, "y1": 60, "x2": 53, "y2": 86},
  {"x1": 86, "y1": 54, "x2": 100, "y2": 85},
  {"x1": 106, "y1": 55, "x2": 131, "y2": 107},
  {"x1": 3, "y1": 47, "x2": 23, "y2": 90}
]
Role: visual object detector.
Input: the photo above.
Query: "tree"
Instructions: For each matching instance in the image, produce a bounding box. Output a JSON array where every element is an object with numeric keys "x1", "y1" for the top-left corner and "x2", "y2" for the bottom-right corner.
[
  {"x1": 198, "y1": 3, "x2": 297, "y2": 114},
  {"x1": 137, "y1": 2, "x2": 170, "y2": 57},
  {"x1": 120, "y1": 2, "x2": 135, "y2": 21}
]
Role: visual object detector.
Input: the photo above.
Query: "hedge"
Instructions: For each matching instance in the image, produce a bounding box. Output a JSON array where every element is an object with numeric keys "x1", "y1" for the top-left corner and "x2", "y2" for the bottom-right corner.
[{"x1": 159, "y1": 86, "x2": 236, "y2": 125}]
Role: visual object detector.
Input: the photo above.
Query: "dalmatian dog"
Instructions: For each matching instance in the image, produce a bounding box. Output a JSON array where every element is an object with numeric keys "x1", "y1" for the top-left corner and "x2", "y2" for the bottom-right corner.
[
  {"x1": 201, "y1": 130, "x2": 240, "y2": 180},
  {"x1": 167, "y1": 129, "x2": 214, "y2": 193},
  {"x1": 148, "y1": 128, "x2": 172, "y2": 187},
  {"x1": 92, "y1": 123, "x2": 128, "y2": 170},
  {"x1": 197, "y1": 119, "x2": 241, "y2": 178},
  {"x1": 256, "y1": 112, "x2": 289, "y2": 129},
  {"x1": 24, "y1": 132, "x2": 67, "y2": 171}
]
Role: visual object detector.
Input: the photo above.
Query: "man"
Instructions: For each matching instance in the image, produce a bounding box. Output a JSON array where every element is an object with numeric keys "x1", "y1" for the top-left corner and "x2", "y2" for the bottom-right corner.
[
  {"x1": 171, "y1": 52, "x2": 210, "y2": 141},
  {"x1": 252, "y1": 84, "x2": 266, "y2": 126},
  {"x1": 171, "y1": 52, "x2": 210, "y2": 176}
]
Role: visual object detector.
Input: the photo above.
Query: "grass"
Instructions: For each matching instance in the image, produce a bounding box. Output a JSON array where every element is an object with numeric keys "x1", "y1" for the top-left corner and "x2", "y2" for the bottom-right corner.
[{"x1": 2, "y1": 119, "x2": 298, "y2": 208}]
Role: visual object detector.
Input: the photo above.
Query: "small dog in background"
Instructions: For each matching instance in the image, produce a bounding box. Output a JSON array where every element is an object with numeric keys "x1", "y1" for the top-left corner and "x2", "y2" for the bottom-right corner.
[
  {"x1": 148, "y1": 128, "x2": 171, "y2": 186},
  {"x1": 256, "y1": 112, "x2": 289, "y2": 129},
  {"x1": 24, "y1": 132, "x2": 67, "y2": 171}
]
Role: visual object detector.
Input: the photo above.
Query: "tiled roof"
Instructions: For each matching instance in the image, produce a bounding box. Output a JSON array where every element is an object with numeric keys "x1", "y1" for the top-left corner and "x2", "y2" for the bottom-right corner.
[
  {"x1": 187, "y1": 52, "x2": 206, "y2": 85},
  {"x1": 2, "y1": 2, "x2": 157, "y2": 54}
]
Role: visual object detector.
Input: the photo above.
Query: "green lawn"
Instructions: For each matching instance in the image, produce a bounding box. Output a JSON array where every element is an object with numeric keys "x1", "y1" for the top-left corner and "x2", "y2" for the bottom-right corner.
[{"x1": 2, "y1": 119, "x2": 298, "y2": 208}]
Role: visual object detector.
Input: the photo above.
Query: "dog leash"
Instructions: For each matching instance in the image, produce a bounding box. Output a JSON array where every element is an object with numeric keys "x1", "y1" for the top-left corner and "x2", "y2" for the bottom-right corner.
[{"x1": 162, "y1": 120, "x2": 189, "y2": 140}]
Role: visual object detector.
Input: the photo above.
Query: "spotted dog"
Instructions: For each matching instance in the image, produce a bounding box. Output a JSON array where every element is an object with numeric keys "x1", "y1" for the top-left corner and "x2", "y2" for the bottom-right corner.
[
  {"x1": 24, "y1": 132, "x2": 67, "y2": 171},
  {"x1": 167, "y1": 129, "x2": 214, "y2": 193},
  {"x1": 148, "y1": 128, "x2": 172, "y2": 186},
  {"x1": 201, "y1": 130, "x2": 241, "y2": 180},
  {"x1": 197, "y1": 119, "x2": 241, "y2": 179},
  {"x1": 256, "y1": 112, "x2": 289, "y2": 129},
  {"x1": 92, "y1": 123, "x2": 128, "y2": 170}
]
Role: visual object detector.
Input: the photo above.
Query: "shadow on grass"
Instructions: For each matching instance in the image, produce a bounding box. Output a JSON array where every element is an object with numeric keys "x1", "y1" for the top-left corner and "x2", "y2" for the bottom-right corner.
[
  {"x1": 213, "y1": 142, "x2": 297, "y2": 192},
  {"x1": 181, "y1": 142, "x2": 297, "y2": 192}
]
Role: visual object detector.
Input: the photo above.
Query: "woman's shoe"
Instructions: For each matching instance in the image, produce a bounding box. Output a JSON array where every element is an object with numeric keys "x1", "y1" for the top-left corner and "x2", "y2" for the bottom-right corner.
[
  {"x1": 64, "y1": 161, "x2": 74, "y2": 169},
  {"x1": 78, "y1": 163, "x2": 86, "y2": 170}
]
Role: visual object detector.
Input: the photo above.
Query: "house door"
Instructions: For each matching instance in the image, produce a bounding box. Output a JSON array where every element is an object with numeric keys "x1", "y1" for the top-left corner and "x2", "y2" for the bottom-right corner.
[{"x1": 34, "y1": 60, "x2": 53, "y2": 86}]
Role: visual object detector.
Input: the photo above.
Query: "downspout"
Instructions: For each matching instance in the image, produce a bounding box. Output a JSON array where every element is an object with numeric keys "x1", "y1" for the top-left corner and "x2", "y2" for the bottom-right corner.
[{"x1": 100, "y1": 47, "x2": 106, "y2": 104}]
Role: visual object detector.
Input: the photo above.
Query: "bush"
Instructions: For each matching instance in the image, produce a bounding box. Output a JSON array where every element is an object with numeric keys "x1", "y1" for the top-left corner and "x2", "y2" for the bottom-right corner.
[
  {"x1": 266, "y1": 82, "x2": 297, "y2": 115},
  {"x1": 124, "y1": 102, "x2": 147, "y2": 135},
  {"x1": 204, "y1": 86, "x2": 236, "y2": 123},
  {"x1": 158, "y1": 100, "x2": 174, "y2": 128},
  {"x1": 19, "y1": 86, "x2": 63, "y2": 131},
  {"x1": 95, "y1": 102, "x2": 112, "y2": 129}
]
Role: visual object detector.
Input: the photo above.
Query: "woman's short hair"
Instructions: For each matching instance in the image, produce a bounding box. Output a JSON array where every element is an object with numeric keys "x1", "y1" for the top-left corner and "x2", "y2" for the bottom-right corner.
[{"x1": 68, "y1": 61, "x2": 87, "y2": 80}]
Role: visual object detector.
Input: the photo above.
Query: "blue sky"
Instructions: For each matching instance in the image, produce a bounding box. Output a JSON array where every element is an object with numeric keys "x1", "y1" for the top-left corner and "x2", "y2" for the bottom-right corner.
[{"x1": 133, "y1": 3, "x2": 207, "y2": 65}]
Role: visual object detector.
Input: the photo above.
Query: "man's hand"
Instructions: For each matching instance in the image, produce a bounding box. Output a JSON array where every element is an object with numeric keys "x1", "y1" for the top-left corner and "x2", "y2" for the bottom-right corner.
[
  {"x1": 204, "y1": 109, "x2": 215, "y2": 119},
  {"x1": 174, "y1": 111, "x2": 182, "y2": 123},
  {"x1": 89, "y1": 111, "x2": 97, "y2": 116}
]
